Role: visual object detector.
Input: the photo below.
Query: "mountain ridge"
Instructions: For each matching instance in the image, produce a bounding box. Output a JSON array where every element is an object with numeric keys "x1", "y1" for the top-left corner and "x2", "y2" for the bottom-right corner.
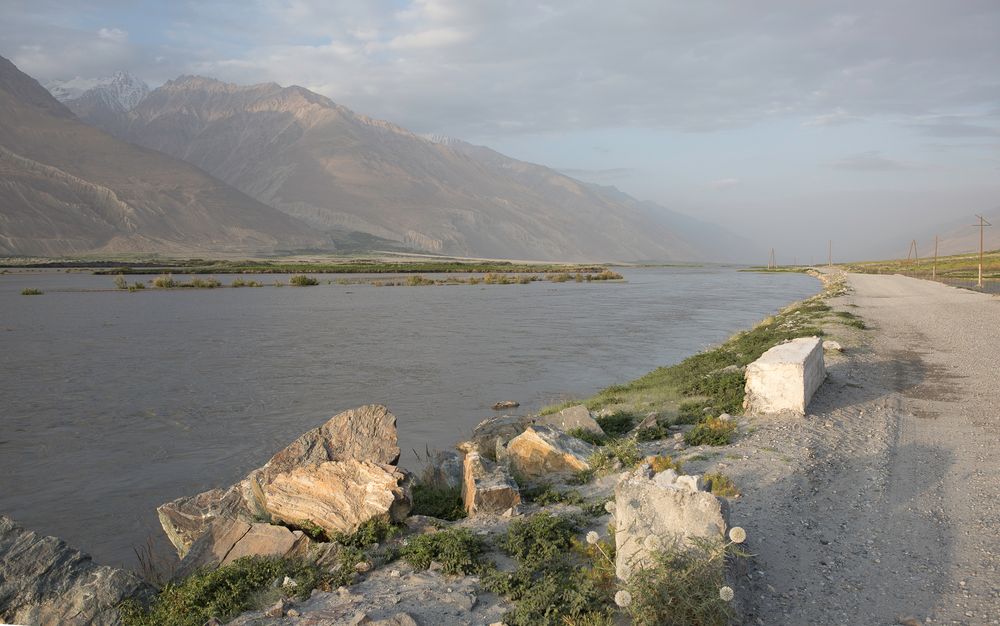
[{"x1": 98, "y1": 75, "x2": 740, "y2": 261}]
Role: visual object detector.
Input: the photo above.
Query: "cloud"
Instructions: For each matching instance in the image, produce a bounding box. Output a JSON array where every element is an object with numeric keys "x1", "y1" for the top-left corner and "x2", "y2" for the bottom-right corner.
[
  {"x1": 830, "y1": 151, "x2": 912, "y2": 171},
  {"x1": 4, "y1": 0, "x2": 999, "y2": 138},
  {"x1": 710, "y1": 178, "x2": 741, "y2": 188},
  {"x1": 803, "y1": 108, "x2": 864, "y2": 127},
  {"x1": 97, "y1": 27, "x2": 127, "y2": 43},
  {"x1": 906, "y1": 115, "x2": 1000, "y2": 138}
]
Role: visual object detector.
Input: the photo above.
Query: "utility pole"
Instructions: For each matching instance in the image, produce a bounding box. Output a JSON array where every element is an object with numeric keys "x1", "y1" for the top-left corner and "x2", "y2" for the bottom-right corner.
[
  {"x1": 906, "y1": 240, "x2": 918, "y2": 266},
  {"x1": 975, "y1": 215, "x2": 992, "y2": 288},
  {"x1": 768, "y1": 248, "x2": 776, "y2": 269},
  {"x1": 933, "y1": 235, "x2": 938, "y2": 280},
  {"x1": 828, "y1": 240, "x2": 832, "y2": 267}
]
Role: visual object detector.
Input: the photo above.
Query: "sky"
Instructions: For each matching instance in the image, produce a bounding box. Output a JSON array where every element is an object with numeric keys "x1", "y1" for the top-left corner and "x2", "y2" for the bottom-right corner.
[{"x1": 3, "y1": 0, "x2": 1000, "y2": 261}]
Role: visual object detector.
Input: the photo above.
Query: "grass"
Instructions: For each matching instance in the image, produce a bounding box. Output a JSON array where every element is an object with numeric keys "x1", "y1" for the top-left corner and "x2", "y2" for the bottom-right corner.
[
  {"x1": 540, "y1": 278, "x2": 841, "y2": 427},
  {"x1": 410, "y1": 484, "x2": 467, "y2": 521},
  {"x1": 587, "y1": 437, "x2": 643, "y2": 475},
  {"x1": 118, "y1": 556, "x2": 323, "y2": 626},
  {"x1": 624, "y1": 538, "x2": 743, "y2": 626},
  {"x1": 20, "y1": 288, "x2": 43, "y2": 295},
  {"x1": 703, "y1": 472, "x2": 740, "y2": 497},
  {"x1": 483, "y1": 512, "x2": 616, "y2": 626},
  {"x1": 330, "y1": 517, "x2": 401, "y2": 548},
  {"x1": 92, "y1": 259, "x2": 612, "y2": 276},
  {"x1": 399, "y1": 527, "x2": 486, "y2": 575},
  {"x1": 841, "y1": 248, "x2": 1000, "y2": 281},
  {"x1": 648, "y1": 455, "x2": 684, "y2": 474},
  {"x1": 684, "y1": 418, "x2": 738, "y2": 447}
]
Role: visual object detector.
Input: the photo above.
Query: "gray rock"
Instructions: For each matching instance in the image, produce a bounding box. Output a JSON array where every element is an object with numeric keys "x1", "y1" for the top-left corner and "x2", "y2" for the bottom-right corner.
[
  {"x1": 614, "y1": 466, "x2": 728, "y2": 581},
  {"x1": 823, "y1": 340, "x2": 843, "y2": 352},
  {"x1": 0, "y1": 515, "x2": 153, "y2": 626},
  {"x1": 468, "y1": 415, "x2": 532, "y2": 457},
  {"x1": 420, "y1": 450, "x2": 463, "y2": 490},
  {"x1": 534, "y1": 404, "x2": 605, "y2": 435}
]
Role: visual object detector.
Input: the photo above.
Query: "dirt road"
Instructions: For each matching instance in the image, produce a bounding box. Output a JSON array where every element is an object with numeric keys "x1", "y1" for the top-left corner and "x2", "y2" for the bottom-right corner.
[{"x1": 736, "y1": 273, "x2": 1000, "y2": 625}]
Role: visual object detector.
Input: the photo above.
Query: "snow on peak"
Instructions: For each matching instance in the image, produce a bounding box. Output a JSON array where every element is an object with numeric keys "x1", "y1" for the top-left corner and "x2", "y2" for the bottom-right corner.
[{"x1": 46, "y1": 71, "x2": 150, "y2": 111}]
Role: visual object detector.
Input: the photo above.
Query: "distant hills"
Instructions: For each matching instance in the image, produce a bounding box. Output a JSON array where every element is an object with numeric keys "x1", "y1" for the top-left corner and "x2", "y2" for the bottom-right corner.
[
  {"x1": 1, "y1": 56, "x2": 753, "y2": 261},
  {"x1": 0, "y1": 56, "x2": 324, "y2": 257},
  {"x1": 928, "y1": 209, "x2": 1000, "y2": 256}
]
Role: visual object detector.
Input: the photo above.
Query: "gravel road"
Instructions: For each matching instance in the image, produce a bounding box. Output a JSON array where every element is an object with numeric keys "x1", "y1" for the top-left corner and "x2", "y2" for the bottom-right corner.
[{"x1": 735, "y1": 272, "x2": 1000, "y2": 625}]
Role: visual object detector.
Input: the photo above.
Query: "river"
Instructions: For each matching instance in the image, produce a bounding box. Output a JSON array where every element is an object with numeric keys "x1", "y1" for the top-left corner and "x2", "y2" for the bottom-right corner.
[{"x1": 0, "y1": 266, "x2": 818, "y2": 568}]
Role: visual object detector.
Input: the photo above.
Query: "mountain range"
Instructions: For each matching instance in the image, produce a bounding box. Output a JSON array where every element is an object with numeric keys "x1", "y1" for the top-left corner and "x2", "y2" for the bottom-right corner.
[
  {"x1": 0, "y1": 56, "x2": 323, "y2": 256},
  {"x1": 2, "y1": 55, "x2": 752, "y2": 261}
]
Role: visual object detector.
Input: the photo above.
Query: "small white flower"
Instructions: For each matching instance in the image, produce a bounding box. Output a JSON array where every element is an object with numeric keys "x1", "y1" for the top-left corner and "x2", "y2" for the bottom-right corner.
[
  {"x1": 586, "y1": 531, "x2": 600, "y2": 545},
  {"x1": 614, "y1": 590, "x2": 633, "y2": 608},
  {"x1": 604, "y1": 501, "x2": 616, "y2": 514},
  {"x1": 643, "y1": 534, "x2": 660, "y2": 550},
  {"x1": 719, "y1": 586, "x2": 735, "y2": 602},
  {"x1": 728, "y1": 527, "x2": 747, "y2": 544}
]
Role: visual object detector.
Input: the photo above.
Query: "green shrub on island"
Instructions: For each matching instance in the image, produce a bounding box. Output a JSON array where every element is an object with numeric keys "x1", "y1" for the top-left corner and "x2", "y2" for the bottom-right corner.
[
  {"x1": 152, "y1": 274, "x2": 177, "y2": 288},
  {"x1": 185, "y1": 277, "x2": 221, "y2": 289},
  {"x1": 230, "y1": 278, "x2": 262, "y2": 288},
  {"x1": 20, "y1": 288, "x2": 43, "y2": 295},
  {"x1": 113, "y1": 274, "x2": 128, "y2": 290},
  {"x1": 405, "y1": 274, "x2": 435, "y2": 286},
  {"x1": 289, "y1": 274, "x2": 320, "y2": 286},
  {"x1": 118, "y1": 555, "x2": 323, "y2": 626}
]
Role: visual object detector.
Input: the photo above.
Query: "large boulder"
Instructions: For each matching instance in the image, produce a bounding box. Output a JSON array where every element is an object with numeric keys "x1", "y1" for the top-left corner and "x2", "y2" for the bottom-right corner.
[
  {"x1": 0, "y1": 515, "x2": 153, "y2": 626},
  {"x1": 468, "y1": 414, "x2": 532, "y2": 458},
  {"x1": 505, "y1": 425, "x2": 596, "y2": 480},
  {"x1": 462, "y1": 451, "x2": 521, "y2": 515},
  {"x1": 613, "y1": 465, "x2": 728, "y2": 581},
  {"x1": 158, "y1": 404, "x2": 402, "y2": 557},
  {"x1": 172, "y1": 519, "x2": 311, "y2": 580},
  {"x1": 263, "y1": 460, "x2": 412, "y2": 537},
  {"x1": 534, "y1": 404, "x2": 605, "y2": 435}
]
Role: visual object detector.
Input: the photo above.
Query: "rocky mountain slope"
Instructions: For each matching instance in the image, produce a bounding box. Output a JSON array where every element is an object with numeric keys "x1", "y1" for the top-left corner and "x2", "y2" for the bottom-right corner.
[
  {"x1": 108, "y1": 76, "x2": 738, "y2": 261},
  {"x1": 0, "y1": 57, "x2": 324, "y2": 257}
]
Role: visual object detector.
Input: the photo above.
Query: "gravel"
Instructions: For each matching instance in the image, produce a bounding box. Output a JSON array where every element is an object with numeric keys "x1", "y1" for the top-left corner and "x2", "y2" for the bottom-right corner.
[{"x1": 731, "y1": 271, "x2": 1000, "y2": 625}]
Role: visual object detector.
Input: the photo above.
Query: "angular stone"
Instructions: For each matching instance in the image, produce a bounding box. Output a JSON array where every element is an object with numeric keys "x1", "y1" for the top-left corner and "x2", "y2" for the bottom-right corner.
[
  {"x1": 462, "y1": 450, "x2": 521, "y2": 515},
  {"x1": 534, "y1": 404, "x2": 605, "y2": 435},
  {"x1": 420, "y1": 450, "x2": 463, "y2": 490},
  {"x1": 263, "y1": 460, "x2": 412, "y2": 536},
  {"x1": 157, "y1": 404, "x2": 402, "y2": 556},
  {"x1": 823, "y1": 340, "x2": 843, "y2": 352},
  {"x1": 157, "y1": 485, "x2": 246, "y2": 559},
  {"x1": 506, "y1": 425, "x2": 596, "y2": 480},
  {"x1": 744, "y1": 337, "x2": 826, "y2": 415},
  {"x1": 173, "y1": 517, "x2": 253, "y2": 580},
  {"x1": 614, "y1": 466, "x2": 728, "y2": 581},
  {"x1": 492, "y1": 400, "x2": 520, "y2": 410},
  {"x1": 0, "y1": 515, "x2": 153, "y2": 626},
  {"x1": 469, "y1": 414, "x2": 532, "y2": 456},
  {"x1": 222, "y1": 524, "x2": 304, "y2": 565}
]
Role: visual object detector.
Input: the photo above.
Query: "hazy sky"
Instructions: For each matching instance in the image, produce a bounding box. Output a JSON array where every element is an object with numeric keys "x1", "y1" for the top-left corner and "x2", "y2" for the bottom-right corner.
[{"x1": 4, "y1": 0, "x2": 999, "y2": 261}]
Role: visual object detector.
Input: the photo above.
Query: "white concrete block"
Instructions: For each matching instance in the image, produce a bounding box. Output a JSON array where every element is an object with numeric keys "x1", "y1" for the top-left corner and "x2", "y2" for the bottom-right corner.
[{"x1": 743, "y1": 336, "x2": 826, "y2": 415}]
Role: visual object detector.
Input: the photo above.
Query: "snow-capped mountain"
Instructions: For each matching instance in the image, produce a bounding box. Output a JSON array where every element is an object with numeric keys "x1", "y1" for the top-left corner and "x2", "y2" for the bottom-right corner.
[
  {"x1": 47, "y1": 71, "x2": 149, "y2": 111},
  {"x1": 46, "y1": 71, "x2": 150, "y2": 133}
]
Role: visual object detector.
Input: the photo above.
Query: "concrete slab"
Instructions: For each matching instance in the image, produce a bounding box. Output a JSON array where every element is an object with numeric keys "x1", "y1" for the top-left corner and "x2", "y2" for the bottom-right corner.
[{"x1": 744, "y1": 336, "x2": 825, "y2": 415}]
